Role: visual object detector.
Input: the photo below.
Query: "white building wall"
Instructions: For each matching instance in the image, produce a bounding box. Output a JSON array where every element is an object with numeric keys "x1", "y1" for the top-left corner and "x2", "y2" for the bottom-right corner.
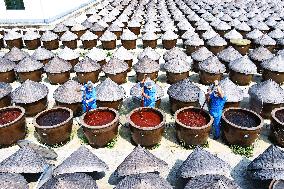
[{"x1": 0, "y1": 0, "x2": 96, "y2": 24}]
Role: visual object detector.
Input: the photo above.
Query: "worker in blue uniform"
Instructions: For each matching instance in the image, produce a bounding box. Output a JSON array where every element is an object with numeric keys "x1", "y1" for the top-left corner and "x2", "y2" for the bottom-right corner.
[
  {"x1": 81, "y1": 81, "x2": 97, "y2": 113},
  {"x1": 206, "y1": 80, "x2": 227, "y2": 139},
  {"x1": 141, "y1": 77, "x2": 156, "y2": 108}
]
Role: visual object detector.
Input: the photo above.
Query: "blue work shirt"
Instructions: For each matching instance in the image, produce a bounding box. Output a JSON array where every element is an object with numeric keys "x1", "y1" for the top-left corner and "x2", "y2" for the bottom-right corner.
[
  {"x1": 82, "y1": 85, "x2": 97, "y2": 111},
  {"x1": 209, "y1": 93, "x2": 227, "y2": 116},
  {"x1": 143, "y1": 85, "x2": 156, "y2": 108},
  {"x1": 83, "y1": 84, "x2": 96, "y2": 101}
]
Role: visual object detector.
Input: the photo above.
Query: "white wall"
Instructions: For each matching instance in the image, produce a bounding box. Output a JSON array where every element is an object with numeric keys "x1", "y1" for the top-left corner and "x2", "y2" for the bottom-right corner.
[{"x1": 0, "y1": 0, "x2": 96, "y2": 24}]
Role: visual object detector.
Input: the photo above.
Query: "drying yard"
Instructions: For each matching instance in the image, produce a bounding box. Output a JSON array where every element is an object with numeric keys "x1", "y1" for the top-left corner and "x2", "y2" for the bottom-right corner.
[{"x1": 0, "y1": 0, "x2": 283, "y2": 188}]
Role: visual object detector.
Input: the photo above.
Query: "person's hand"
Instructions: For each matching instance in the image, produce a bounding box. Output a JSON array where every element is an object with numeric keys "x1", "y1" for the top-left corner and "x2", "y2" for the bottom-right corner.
[
  {"x1": 216, "y1": 85, "x2": 225, "y2": 98},
  {"x1": 214, "y1": 80, "x2": 219, "y2": 86},
  {"x1": 205, "y1": 91, "x2": 210, "y2": 101},
  {"x1": 87, "y1": 98, "x2": 94, "y2": 103},
  {"x1": 141, "y1": 76, "x2": 146, "y2": 83},
  {"x1": 207, "y1": 87, "x2": 211, "y2": 93},
  {"x1": 207, "y1": 87, "x2": 212, "y2": 96},
  {"x1": 77, "y1": 88, "x2": 82, "y2": 92},
  {"x1": 216, "y1": 85, "x2": 222, "y2": 91}
]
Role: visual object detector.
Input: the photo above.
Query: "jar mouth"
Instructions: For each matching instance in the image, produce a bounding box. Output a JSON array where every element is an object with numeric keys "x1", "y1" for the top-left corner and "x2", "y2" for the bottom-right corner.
[
  {"x1": 222, "y1": 107, "x2": 264, "y2": 130},
  {"x1": 0, "y1": 106, "x2": 25, "y2": 128},
  {"x1": 272, "y1": 107, "x2": 284, "y2": 125},
  {"x1": 174, "y1": 106, "x2": 213, "y2": 129},
  {"x1": 33, "y1": 107, "x2": 73, "y2": 129},
  {"x1": 127, "y1": 107, "x2": 166, "y2": 130},
  {"x1": 80, "y1": 107, "x2": 119, "y2": 129}
]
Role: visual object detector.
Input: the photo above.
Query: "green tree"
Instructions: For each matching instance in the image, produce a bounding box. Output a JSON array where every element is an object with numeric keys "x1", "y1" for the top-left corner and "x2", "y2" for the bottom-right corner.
[{"x1": 4, "y1": 0, "x2": 25, "y2": 10}]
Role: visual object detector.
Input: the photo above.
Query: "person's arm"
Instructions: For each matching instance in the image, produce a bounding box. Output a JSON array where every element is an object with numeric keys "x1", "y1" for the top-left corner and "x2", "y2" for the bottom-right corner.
[
  {"x1": 77, "y1": 87, "x2": 83, "y2": 92},
  {"x1": 217, "y1": 86, "x2": 224, "y2": 99},
  {"x1": 142, "y1": 90, "x2": 150, "y2": 99},
  {"x1": 212, "y1": 80, "x2": 224, "y2": 98},
  {"x1": 87, "y1": 89, "x2": 96, "y2": 103},
  {"x1": 139, "y1": 80, "x2": 146, "y2": 98},
  {"x1": 147, "y1": 86, "x2": 156, "y2": 99},
  {"x1": 141, "y1": 84, "x2": 147, "y2": 98},
  {"x1": 143, "y1": 86, "x2": 154, "y2": 99},
  {"x1": 205, "y1": 88, "x2": 212, "y2": 103}
]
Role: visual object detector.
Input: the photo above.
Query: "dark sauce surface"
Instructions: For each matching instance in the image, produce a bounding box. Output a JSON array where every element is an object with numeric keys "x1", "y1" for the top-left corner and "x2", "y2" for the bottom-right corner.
[
  {"x1": 84, "y1": 110, "x2": 115, "y2": 126},
  {"x1": 0, "y1": 110, "x2": 21, "y2": 125},
  {"x1": 37, "y1": 110, "x2": 70, "y2": 126},
  {"x1": 275, "y1": 110, "x2": 284, "y2": 123},
  {"x1": 130, "y1": 110, "x2": 162, "y2": 127},
  {"x1": 226, "y1": 111, "x2": 259, "y2": 128},
  {"x1": 177, "y1": 110, "x2": 207, "y2": 127}
]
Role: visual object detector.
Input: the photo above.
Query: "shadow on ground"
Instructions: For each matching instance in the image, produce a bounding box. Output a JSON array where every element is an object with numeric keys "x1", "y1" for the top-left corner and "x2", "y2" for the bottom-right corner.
[
  {"x1": 231, "y1": 158, "x2": 270, "y2": 189},
  {"x1": 166, "y1": 159, "x2": 184, "y2": 189}
]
